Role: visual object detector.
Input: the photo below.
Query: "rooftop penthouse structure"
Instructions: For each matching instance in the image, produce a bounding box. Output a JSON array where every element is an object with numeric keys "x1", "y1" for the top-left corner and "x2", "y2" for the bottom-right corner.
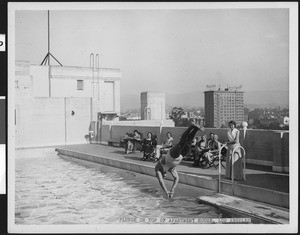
[
  {"x1": 141, "y1": 92, "x2": 166, "y2": 120},
  {"x1": 15, "y1": 61, "x2": 121, "y2": 148}
]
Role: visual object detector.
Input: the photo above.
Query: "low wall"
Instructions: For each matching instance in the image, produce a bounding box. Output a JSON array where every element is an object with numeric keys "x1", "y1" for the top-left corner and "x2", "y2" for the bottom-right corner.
[
  {"x1": 95, "y1": 124, "x2": 110, "y2": 144},
  {"x1": 111, "y1": 125, "x2": 162, "y2": 143},
  {"x1": 272, "y1": 132, "x2": 289, "y2": 172},
  {"x1": 104, "y1": 119, "x2": 175, "y2": 127},
  {"x1": 100, "y1": 124, "x2": 289, "y2": 172}
]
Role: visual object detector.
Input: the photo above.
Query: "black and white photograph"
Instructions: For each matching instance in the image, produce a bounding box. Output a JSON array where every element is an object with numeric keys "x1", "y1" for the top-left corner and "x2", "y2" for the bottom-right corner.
[{"x1": 6, "y1": 2, "x2": 298, "y2": 234}]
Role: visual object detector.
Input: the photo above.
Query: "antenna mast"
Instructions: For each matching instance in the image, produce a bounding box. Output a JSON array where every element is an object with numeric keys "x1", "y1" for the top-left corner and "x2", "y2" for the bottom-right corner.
[
  {"x1": 206, "y1": 84, "x2": 216, "y2": 91},
  {"x1": 228, "y1": 85, "x2": 242, "y2": 91},
  {"x1": 40, "y1": 10, "x2": 63, "y2": 66}
]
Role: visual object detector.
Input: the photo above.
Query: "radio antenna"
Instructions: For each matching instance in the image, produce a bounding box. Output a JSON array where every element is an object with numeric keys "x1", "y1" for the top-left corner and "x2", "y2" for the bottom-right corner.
[{"x1": 40, "y1": 10, "x2": 63, "y2": 66}]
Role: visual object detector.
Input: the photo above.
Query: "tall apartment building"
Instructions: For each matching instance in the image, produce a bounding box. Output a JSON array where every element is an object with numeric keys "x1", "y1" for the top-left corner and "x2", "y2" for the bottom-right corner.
[{"x1": 204, "y1": 89, "x2": 244, "y2": 128}]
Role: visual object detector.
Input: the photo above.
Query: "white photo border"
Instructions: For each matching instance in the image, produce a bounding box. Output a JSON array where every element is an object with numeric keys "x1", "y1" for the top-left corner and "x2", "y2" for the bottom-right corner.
[{"x1": 8, "y1": 2, "x2": 298, "y2": 234}]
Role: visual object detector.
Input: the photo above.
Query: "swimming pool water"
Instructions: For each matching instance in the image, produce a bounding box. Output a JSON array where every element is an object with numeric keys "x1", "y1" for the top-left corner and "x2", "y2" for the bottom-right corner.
[{"x1": 15, "y1": 148, "x2": 232, "y2": 224}]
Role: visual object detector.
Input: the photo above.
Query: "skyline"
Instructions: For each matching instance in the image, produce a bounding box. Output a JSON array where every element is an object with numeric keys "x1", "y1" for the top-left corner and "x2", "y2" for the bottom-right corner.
[
  {"x1": 120, "y1": 89, "x2": 289, "y2": 112},
  {"x1": 15, "y1": 8, "x2": 289, "y2": 98}
]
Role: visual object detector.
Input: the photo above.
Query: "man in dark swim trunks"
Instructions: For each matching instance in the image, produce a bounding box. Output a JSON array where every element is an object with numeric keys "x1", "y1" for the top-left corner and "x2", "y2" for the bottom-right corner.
[{"x1": 155, "y1": 123, "x2": 205, "y2": 199}]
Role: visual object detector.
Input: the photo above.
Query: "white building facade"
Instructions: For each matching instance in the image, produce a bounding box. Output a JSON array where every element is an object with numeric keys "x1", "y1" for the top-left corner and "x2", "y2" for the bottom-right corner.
[
  {"x1": 15, "y1": 61, "x2": 121, "y2": 148},
  {"x1": 141, "y1": 92, "x2": 166, "y2": 120}
]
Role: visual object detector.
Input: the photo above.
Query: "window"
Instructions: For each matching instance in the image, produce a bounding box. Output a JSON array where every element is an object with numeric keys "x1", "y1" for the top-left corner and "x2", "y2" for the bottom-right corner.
[{"x1": 77, "y1": 80, "x2": 84, "y2": 90}]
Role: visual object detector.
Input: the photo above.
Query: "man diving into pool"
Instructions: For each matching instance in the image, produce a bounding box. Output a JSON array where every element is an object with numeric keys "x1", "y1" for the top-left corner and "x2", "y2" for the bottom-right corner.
[{"x1": 155, "y1": 122, "x2": 205, "y2": 199}]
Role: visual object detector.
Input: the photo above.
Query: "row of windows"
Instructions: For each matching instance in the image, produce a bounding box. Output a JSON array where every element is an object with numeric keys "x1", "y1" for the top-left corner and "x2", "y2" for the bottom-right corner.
[
  {"x1": 214, "y1": 103, "x2": 244, "y2": 106},
  {"x1": 214, "y1": 96, "x2": 243, "y2": 100},
  {"x1": 216, "y1": 117, "x2": 244, "y2": 120},
  {"x1": 215, "y1": 116, "x2": 244, "y2": 120},
  {"x1": 218, "y1": 106, "x2": 244, "y2": 108},
  {"x1": 216, "y1": 98, "x2": 244, "y2": 101},
  {"x1": 219, "y1": 102, "x2": 244, "y2": 104},
  {"x1": 215, "y1": 110, "x2": 244, "y2": 113},
  {"x1": 215, "y1": 102, "x2": 243, "y2": 104}
]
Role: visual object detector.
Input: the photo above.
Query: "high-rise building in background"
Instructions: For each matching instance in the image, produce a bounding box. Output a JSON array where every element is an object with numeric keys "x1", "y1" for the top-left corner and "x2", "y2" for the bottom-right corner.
[{"x1": 204, "y1": 88, "x2": 244, "y2": 128}]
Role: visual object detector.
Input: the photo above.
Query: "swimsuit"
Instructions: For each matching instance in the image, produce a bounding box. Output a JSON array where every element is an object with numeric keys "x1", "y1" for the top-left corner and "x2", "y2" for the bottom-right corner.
[{"x1": 156, "y1": 151, "x2": 183, "y2": 174}]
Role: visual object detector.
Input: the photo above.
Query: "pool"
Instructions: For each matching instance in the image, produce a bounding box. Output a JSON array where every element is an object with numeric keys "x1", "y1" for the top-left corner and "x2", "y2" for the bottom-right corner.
[{"x1": 15, "y1": 148, "x2": 246, "y2": 224}]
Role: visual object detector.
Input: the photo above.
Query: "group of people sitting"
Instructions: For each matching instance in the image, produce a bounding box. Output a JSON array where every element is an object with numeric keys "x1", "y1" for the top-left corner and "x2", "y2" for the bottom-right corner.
[
  {"x1": 123, "y1": 129, "x2": 225, "y2": 167},
  {"x1": 122, "y1": 120, "x2": 243, "y2": 199},
  {"x1": 124, "y1": 130, "x2": 174, "y2": 162},
  {"x1": 189, "y1": 133, "x2": 227, "y2": 168}
]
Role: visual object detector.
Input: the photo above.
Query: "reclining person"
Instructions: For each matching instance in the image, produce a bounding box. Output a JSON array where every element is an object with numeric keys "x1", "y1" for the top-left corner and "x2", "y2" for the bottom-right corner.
[
  {"x1": 155, "y1": 132, "x2": 174, "y2": 160},
  {"x1": 193, "y1": 134, "x2": 208, "y2": 167},
  {"x1": 155, "y1": 123, "x2": 205, "y2": 199},
  {"x1": 124, "y1": 130, "x2": 141, "y2": 154},
  {"x1": 202, "y1": 134, "x2": 221, "y2": 168}
]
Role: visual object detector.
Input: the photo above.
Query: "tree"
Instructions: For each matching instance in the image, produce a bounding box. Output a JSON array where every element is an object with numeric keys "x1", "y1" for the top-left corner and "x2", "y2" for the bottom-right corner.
[
  {"x1": 269, "y1": 122, "x2": 281, "y2": 130},
  {"x1": 169, "y1": 107, "x2": 186, "y2": 127}
]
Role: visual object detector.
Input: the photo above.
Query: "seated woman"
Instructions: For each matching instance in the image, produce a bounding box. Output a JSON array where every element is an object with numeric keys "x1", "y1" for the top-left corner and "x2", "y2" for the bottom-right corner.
[
  {"x1": 155, "y1": 132, "x2": 174, "y2": 160},
  {"x1": 124, "y1": 130, "x2": 141, "y2": 154},
  {"x1": 193, "y1": 134, "x2": 208, "y2": 167},
  {"x1": 202, "y1": 134, "x2": 221, "y2": 168},
  {"x1": 183, "y1": 137, "x2": 198, "y2": 161},
  {"x1": 207, "y1": 133, "x2": 215, "y2": 146},
  {"x1": 141, "y1": 132, "x2": 157, "y2": 161}
]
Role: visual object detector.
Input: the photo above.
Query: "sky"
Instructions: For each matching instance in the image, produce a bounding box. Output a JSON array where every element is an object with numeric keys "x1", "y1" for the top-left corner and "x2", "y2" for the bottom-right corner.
[{"x1": 15, "y1": 8, "x2": 289, "y2": 97}]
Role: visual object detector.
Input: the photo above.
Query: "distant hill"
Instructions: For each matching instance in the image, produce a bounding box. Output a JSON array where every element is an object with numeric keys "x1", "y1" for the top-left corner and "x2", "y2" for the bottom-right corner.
[
  {"x1": 244, "y1": 90, "x2": 289, "y2": 108},
  {"x1": 166, "y1": 91, "x2": 204, "y2": 108},
  {"x1": 121, "y1": 90, "x2": 289, "y2": 110},
  {"x1": 120, "y1": 94, "x2": 140, "y2": 112}
]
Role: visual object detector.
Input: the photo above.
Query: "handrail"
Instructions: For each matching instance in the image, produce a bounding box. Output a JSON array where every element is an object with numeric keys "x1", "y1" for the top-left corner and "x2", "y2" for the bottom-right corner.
[
  {"x1": 95, "y1": 54, "x2": 100, "y2": 103},
  {"x1": 231, "y1": 145, "x2": 246, "y2": 185},
  {"x1": 90, "y1": 53, "x2": 94, "y2": 68},
  {"x1": 218, "y1": 144, "x2": 246, "y2": 194},
  {"x1": 90, "y1": 53, "x2": 95, "y2": 99},
  {"x1": 218, "y1": 144, "x2": 227, "y2": 193}
]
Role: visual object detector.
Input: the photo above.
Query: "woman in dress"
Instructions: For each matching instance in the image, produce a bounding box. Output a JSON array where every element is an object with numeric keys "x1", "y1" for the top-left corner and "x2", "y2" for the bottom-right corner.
[
  {"x1": 141, "y1": 132, "x2": 157, "y2": 161},
  {"x1": 225, "y1": 120, "x2": 244, "y2": 180}
]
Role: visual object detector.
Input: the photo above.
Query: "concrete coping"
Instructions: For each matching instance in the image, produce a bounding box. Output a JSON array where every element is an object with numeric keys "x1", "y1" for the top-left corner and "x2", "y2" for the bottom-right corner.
[{"x1": 197, "y1": 193, "x2": 289, "y2": 224}]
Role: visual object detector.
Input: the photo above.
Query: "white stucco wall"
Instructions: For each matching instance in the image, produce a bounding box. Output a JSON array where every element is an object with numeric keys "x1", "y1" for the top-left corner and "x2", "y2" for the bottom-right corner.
[
  {"x1": 15, "y1": 61, "x2": 121, "y2": 147},
  {"x1": 141, "y1": 92, "x2": 166, "y2": 120},
  {"x1": 31, "y1": 65, "x2": 50, "y2": 97}
]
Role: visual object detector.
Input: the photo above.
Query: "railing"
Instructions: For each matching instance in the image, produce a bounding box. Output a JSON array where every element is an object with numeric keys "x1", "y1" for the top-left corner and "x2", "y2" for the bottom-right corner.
[
  {"x1": 218, "y1": 144, "x2": 246, "y2": 194},
  {"x1": 232, "y1": 146, "x2": 246, "y2": 183},
  {"x1": 218, "y1": 144, "x2": 227, "y2": 193}
]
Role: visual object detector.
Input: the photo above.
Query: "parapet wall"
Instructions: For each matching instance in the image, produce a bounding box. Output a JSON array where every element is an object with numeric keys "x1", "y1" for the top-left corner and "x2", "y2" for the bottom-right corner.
[{"x1": 100, "y1": 124, "x2": 289, "y2": 173}]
